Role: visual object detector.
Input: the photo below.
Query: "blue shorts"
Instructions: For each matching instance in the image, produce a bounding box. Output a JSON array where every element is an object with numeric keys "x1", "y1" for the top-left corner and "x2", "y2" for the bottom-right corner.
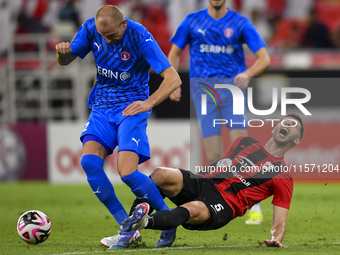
[
  {"x1": 193, "y1": 91, "x2": 247, "y2": 138},
  {"x1": 80, "y1": 109, "x2": 151, "y2": 164}
]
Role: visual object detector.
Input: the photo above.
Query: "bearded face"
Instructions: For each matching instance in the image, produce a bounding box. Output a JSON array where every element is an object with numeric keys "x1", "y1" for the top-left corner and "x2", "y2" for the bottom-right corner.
[{"x1": 272, "y1": 118, "x2": 301, "y2": 146}]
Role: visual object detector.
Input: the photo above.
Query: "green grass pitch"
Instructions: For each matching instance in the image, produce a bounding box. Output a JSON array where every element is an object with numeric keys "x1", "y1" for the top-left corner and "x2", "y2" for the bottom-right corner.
[{"x1": 1, "y1": 181, "x2": 339, "y2": 255}]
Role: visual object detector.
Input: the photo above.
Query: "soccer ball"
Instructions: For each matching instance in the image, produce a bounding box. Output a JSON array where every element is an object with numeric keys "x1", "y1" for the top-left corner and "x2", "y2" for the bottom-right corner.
[{"x1": 17, "y1": 210, "x2": 52, "y2": 244}]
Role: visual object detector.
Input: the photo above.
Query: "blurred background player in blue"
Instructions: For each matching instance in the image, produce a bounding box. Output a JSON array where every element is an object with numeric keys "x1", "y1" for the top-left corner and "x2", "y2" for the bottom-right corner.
[
  {"x1": 55, "y1": 5, "x2": 181, "y2": 249},
  {"x1": 168, "y1": 0, "x2": 270, "y2": 224}
]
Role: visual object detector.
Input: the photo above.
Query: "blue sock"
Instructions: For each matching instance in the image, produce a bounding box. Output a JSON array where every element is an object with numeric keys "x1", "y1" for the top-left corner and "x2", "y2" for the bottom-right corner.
[
  {"x1": 121, "y1": 170, "x2": 169, "y2": 211},
  {"x1": 81, "y1": 154, "x2": 128, "y2": 225}
]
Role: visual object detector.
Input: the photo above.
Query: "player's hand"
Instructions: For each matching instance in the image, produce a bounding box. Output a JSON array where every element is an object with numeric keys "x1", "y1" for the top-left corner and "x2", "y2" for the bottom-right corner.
[
  {"x1": 264, "y1": 239, "x2": 287, "y2": 248},
  {"x1": 234, "y1": 72, "x2": 250, "y2": 90},
  {"x1": 55, "y1": 42, "x2": 72, "y2": 55},
  {"x1": 122, "y1": 101, "x2": 153, "y2": 116},
  {"x1": 169, "y1": 87, "x2": 181, "y2": 102}
]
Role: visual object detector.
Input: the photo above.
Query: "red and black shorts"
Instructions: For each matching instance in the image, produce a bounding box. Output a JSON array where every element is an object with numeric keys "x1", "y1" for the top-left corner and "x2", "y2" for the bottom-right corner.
[{"x1": 168, "y1": 169, "x2": 234, "y2": 231}]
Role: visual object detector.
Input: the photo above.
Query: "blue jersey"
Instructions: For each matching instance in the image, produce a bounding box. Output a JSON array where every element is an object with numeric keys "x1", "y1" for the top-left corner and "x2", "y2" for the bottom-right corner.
[
  {"x1": 71, "y1": 17, "x2": 171, "y2": 112},
  {"x1": 170, "y1": 8, "x2": 266, "y2": 102}
]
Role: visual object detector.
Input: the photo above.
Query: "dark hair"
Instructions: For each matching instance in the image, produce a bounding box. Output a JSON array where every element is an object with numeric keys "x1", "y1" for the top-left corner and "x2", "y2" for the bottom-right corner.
[{"x1": 285, "y1": 113, "x2": 304, "y2": 139}]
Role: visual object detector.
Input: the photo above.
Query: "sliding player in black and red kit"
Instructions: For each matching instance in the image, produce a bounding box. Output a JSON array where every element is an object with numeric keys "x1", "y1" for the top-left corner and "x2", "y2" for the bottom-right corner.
[{"x1": 122, "y1": 114, "x2": 304, "y2": 248}]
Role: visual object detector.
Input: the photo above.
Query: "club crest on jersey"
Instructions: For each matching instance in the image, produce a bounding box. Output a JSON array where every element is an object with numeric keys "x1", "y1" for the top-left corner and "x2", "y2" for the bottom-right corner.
[
  {"x1": 120, "y1": 51, "x2": 131, "y2": 61},
  {"x1": 224, "y1": 28, "x2": 233, "y2": 38},
  {"x1": 216, "y1": 158, "x2": 233, "y2": 168}
]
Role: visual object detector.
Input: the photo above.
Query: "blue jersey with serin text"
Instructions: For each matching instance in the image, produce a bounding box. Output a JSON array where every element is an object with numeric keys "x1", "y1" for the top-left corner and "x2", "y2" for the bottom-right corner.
[
  {"x1": 170, "y1": 8, "x2": 266, "y2": 102},
  {"x1": 71, "y1": 17, "x2": 171, "y2": 113}
]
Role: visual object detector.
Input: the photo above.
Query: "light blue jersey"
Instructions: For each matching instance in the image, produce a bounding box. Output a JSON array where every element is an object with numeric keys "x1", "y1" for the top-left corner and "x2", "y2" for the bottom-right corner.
[
  {"x1": 170, "y1": 8, "x2": 266, "y2": 102},
  {"x1": 71, "y1": 17, "x2": 171, "y2": 113},
  {"x1": 72, "y1": 17, "x2": 171, "y2": 162}
]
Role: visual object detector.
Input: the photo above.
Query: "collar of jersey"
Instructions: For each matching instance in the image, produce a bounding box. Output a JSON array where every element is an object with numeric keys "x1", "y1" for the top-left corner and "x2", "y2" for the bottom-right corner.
[
  {"x1": 258, "y1": 142, "x2": 285, "y2": 161},
  {"x1": 120, "y1": 17, "x2": 131, "y2": 43},
  {"x1": 125, "y1": 18, "x2": 131, "y2": 33},
  {"x1": 205, "y1": 8, "x2": 231, "y2": 23}
]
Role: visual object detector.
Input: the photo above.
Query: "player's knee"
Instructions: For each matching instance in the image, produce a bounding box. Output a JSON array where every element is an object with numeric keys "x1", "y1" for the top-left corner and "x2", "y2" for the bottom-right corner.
[
  {"x1": 80, "y1": 155, "x2": 102, "y2": 178},
  {"x1": 185, "y1": 201, "x2": 209, "y2": 220},
  {"x1": 150, "y1": 167, "x2": 168, "y2": 186},
  {"x1": 117, "y1": 165, "x2": 136, "y2": 177},
  {"x1": 187, "y1": 202, "x2": 202, "y2": 217},
  {"x1": 118, "y1": 168, "x2": 131, "y2": 178}
]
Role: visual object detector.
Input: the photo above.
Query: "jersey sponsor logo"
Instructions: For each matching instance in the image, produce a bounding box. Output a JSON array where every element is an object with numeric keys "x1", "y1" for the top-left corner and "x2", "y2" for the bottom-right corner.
[
  {"x1": 97, "y1": 65, "x2": 131, "y2": 81},
  {"x1": 145, "y1": 37, "x2": 153, "y2": 42},
  {"x1": 198, "y1": 28, "x2": 206, "y2": 36},
  {"x1": 120, "y1": 72, "x2": 131, "y2": 81},
  {"x1": 224, "y1": 28, "x2": 233, "y2": 38},
  {"x1": 235, "y1": 155, "x2": 256, "y2": 171},
  {"x1": 97, "y1": 66, "x2": 118, "y2": 79},
  {"x1": 200, "y1": 44, "x2": 234, "y2": 54},
  {"x1": 94, "y1": 42, "x2": 102, "y2": 51},
  {"x1": 120, "y1": 51, "x2": 131, "y2": 61}
]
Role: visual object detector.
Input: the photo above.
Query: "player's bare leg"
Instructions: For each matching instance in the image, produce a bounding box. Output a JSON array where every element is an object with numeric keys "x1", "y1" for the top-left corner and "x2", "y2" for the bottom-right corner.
[
  {"x1": 203, "y1": 135, "x2": 223, "y2": 163},
  {"x1": 180, "y1": 201, "x2": 211, "y2": 225},
  {"x1": 117, "y1": 151, "x2": 140, "y2": 177},
  {"x1": 150, "y1": 167, "x2": 184, "y2": 197},
  {"x1": 82, "y1": 140, "x2": 107, "y2": 158}
]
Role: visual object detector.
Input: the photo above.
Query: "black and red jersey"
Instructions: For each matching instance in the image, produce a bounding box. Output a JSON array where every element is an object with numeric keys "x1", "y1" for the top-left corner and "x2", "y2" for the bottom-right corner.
[{"x1": 198, "y1": 136, "x2": 293, "y2": 218}]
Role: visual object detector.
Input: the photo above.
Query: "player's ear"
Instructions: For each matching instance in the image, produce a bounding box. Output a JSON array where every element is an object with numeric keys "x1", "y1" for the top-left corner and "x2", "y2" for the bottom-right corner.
[
  {"x1": 293, "y1": 138, "x2": 300, "y2": 146},
  {"x1": 122, "y1": 19, "x2": 127, "y2": 28}
]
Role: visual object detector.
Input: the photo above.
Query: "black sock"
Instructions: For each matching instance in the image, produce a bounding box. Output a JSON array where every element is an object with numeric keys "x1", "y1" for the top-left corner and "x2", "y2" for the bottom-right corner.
[
  {"x1": 146, "y1": 207, "x2": 190, "y2": 230},
  {"x1": 129, "y1": 198, "x2": 143, "y2": 215},
  {"x1": 128, "y1": 175, "x2": 166, "y2": 216}
]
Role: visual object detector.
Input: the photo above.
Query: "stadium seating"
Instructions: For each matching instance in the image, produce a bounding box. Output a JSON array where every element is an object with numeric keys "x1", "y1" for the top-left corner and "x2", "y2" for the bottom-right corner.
[{"x1": 314, "y1": 0, "x2": 340, "y2": 32}]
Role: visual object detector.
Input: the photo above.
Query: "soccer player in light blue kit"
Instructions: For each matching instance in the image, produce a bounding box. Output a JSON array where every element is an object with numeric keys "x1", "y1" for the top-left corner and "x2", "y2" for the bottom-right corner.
[
  {"x1": 55, "y1": 5, "x2": 181, "y2": 249},
  {"x1": 168, "y1": 0, "x2": 270, "y2": 225}
]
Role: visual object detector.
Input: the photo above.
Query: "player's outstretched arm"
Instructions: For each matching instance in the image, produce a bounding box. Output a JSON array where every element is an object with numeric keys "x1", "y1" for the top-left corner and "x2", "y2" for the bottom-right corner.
[
  {"x1": 168, "y1": 44, "x2": 183, "y2": 102},
  {"x1": 122, "y1": 66, "x2": 181, "y2": 116},
  {"x1": 56, "y1": 42, "x2": 77, "y2": 66},
  {"x1": 264, "y1": 205, "x2": 289, "y2": 248},
  {"x1": 234, "y1": 47, "x2": 270, "y2": 89}
]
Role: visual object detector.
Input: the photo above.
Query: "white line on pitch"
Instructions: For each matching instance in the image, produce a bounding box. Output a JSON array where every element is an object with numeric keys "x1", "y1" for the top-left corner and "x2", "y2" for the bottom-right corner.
[
  {"x1": 49, "y1": 245, "x2": 239, "y2": 255},
  {"x1": 49, "y1": 242, "x2": 340, "y2": 255}
]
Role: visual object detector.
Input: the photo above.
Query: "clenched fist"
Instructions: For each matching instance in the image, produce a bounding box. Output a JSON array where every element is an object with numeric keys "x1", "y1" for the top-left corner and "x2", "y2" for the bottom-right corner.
[
  {"x1": 55, "y1": 42, "x2": 77, "y2": 65},
  {"x1": 55, "y1": 42, "x2": 72, "y2": 55}
]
